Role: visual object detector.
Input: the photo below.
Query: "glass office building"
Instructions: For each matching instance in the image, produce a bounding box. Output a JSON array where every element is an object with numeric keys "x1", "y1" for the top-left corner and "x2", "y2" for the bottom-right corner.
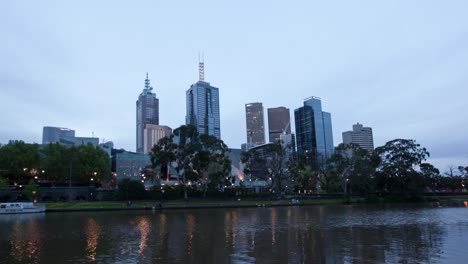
[
  {"x1": 294, "y1": 97, "x2": 334, "y2": 166},
  {"x1": 136, "y1": 73, "x2": 159, "y2": 153},
  {"x1": 42, "y1": 126, "x2": 75, "y2": 144},
  {"x1": 186, "y1": 81, "x2": 220, "y2": 139}
]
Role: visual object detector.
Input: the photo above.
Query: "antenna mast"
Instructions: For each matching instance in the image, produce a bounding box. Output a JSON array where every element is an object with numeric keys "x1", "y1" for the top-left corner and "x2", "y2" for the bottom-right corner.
[{"x1": 198, "y1": 52, "x2": 205, "y2": 81}]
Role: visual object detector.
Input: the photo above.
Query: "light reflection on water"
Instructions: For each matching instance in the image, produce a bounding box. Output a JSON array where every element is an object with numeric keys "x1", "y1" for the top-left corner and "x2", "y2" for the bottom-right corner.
[
  {"x1": 0, "y1": 204, "x2": 467, "y2": 263},
  {"x1": 85, "y1": 218, "x2": 100, "y2": 261},
  {"x1": 137, "y1": 216, "x2": 150, "y2": 254},
  {"x1": 9, "y1": 219, "x2": 43, "y2": 264}
]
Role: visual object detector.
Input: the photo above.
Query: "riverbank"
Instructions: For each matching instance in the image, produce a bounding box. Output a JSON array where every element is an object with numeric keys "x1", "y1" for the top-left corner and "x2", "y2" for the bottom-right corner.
[
  {"x1": 42, "y1": 195, "x2": 468, "y2": 212},
  {"x1": 44, "y1": 198, "x2": 343, "y2": 212}
]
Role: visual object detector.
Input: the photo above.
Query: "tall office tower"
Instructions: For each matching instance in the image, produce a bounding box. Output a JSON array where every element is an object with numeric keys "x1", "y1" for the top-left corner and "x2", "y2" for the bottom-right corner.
[
  {"x1": 42, "y1": 126, "x2": 75, "y2": 144},
  {"x1": 136, "y1": 73, "x2": 159, "y2": 153},
  {"x1": 267, "y1": 107, "x2": 291, "y2": 143},
  {"x1": 186, "y1": 60, "x2": 221, "y2": 139},
  {"x1": 245, "y1": 102, "x2": 265, "y2": 145},
  {"x1": 143, "y1": 124, "x2": 172, "y2": 154},
  {"x1": 294, "y1": 96, "x2": 334, "y2": 166},
  {"x1": 342, "y1": 123, "x2": 374, "y2": 153}
]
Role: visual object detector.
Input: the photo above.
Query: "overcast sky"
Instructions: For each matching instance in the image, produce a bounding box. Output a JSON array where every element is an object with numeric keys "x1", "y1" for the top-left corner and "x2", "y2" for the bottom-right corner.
[{"x1": 1, "y1": 0, "x2": 467, "y2": 171}]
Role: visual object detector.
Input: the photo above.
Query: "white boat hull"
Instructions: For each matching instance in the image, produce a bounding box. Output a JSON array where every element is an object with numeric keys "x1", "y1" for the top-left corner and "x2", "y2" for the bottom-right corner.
[
  {"x1": 0, "y1": 202, "x2": 46, "y2": 214},
  {"x1": 0, "y1": 208, "x2": 46, "y2": 214}
]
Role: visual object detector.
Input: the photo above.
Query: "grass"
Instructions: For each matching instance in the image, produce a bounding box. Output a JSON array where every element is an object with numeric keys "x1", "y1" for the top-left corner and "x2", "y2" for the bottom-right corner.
[
  {"x1": 45, "y1": 195, "x2": 468, "y2": 210},
  {"x1": 423, "y1": 195, "x2": 468, "y2": 201},
  {"x1": 43, "y1": 198, "x2": 345, "y2": 210}
]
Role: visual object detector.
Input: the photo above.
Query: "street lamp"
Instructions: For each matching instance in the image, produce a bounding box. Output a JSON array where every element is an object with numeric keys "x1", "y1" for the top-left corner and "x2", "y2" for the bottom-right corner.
[{"x1": 345, "y1": 178, "x2": 350, "y2": 194}]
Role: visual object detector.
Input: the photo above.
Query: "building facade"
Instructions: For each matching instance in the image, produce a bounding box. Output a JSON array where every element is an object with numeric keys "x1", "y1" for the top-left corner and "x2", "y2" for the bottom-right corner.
[
  {"x1": 267, "y1": 107, "x2": 291, "y2": 143},
  {"x1": 342, "y1": 123, "x2": 374, "y2": 153},
  {"x1": 280, "y1": 133, "x2": 296, "y2": 154},
  {"x1": 294, "y1": 96, "x2": 334, "y2": 166},
  {"x1": 185, "y1": 63, "x2": 221, "y2": 139},
  {"x1": 245, "y1": 102, "x2": 265, "y2": 145},
  {"x1": 143, "y1": 124, "x2": 172, "y2": 154},
  {"x1": 112, "y1": 149, "x2": 151, "y2": 181},
  {"x1": 136, "y1": 73, "x2": 159, "y2": 153},
  {"x1": 60, "y1": 136, "x2": 99, "y2": 147},
  {"x1": 42, "y1": 126, "x2": 75, "y2": 144}
]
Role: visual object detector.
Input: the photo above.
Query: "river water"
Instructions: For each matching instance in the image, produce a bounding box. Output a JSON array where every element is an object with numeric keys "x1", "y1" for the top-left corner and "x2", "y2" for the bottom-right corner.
[{"x1": 0, "y1": 203, "x2": 467, "y2": 263}]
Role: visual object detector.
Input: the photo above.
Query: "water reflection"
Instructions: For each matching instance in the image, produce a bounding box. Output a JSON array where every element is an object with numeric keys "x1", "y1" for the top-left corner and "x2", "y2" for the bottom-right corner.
[
  {"x1": 185, "y1": 213, "x2": 196, "y2": 257},
  {"x1": 137, "y1": 216, "x2": 150, "y2": 254},
  {"x1": 85, "y1": 218, "x2": 100, "y2": 261},
  {"x1": 9, "y1": 219, "x2": 43, "y2": 264},
  {"x1": 0, "y1": 205, "x2": 467, "y2": 263}
]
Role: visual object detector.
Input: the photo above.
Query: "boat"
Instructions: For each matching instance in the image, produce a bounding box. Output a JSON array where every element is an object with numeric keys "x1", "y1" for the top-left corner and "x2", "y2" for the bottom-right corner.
[{"x1": 0, "y1": 202, "x2": 46, "y2": 214}]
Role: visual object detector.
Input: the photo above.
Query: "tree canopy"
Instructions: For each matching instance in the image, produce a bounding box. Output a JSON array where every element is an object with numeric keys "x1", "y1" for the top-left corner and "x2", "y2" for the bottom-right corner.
[
  {"x1": 374, "y1": 139, "x2": 429, "y2": 196},
  {"x1": 0, "y1": 141, "x2": 110, "y2": 186},
  {"x1": 150, "y1": 125, "x2": 232, "y2": 199}
]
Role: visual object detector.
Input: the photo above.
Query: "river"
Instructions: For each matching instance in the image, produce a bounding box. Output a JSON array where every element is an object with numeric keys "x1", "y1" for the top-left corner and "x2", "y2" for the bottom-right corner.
[{"x1": 0, "y1": 203, "x2": 467, "y2": 263}]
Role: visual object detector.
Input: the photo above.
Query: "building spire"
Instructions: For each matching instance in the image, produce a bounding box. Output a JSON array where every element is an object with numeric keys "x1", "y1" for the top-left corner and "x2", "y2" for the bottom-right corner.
[
  {"x1": 145, "y1": 72, "x2": 152, "y2": 91},
  {"x1": 198, "y1": 52, "x2": 205, "y2": 81}
]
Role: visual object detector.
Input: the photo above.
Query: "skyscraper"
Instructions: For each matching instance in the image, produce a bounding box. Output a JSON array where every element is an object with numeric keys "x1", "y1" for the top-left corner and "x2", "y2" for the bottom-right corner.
[
  {"x1": 267, "y1": 107, "x2": 291, "y2": 143},
  {"x1": 136, "y1": 73, "x2": 159, "y2": 153},
  {"x1": 245, "y1": 102, "x2": 265, "y2": 145},
  {"x1": 143, "y1": 124, "x2": 172, "y2": 154},
  {"x1": 294, "y1": 96, "x2": 334, "y2": 166},
  {"x1": 342, "y1": 123, "x2": 374, "y2": 153},
  {"x1": 186, "y1": 61, "x2": 221, "y2": 139}
]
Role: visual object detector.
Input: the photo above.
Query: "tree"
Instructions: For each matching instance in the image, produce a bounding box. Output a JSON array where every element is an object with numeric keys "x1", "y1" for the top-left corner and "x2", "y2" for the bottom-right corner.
[
  {"x1": 115, "y1": 178, "x2": 146, "y2": 200},
  {"x1": 197, "y1": 134, "x2": 231, "y2": 196},
  {"x1": 22, "y1": 180, "x2": 39, "y2": 201},
  {"x1": 374, "y1": 139, "x2": 429, "y2": 197},
  {"x1": 0, "y1": 177, "x2": 10, "y2": 201},
  {"x1": 443, "y1": 166, "x2": 464, "y2": 192},
  {"x1": 74, "y1": 144, "x2": 111, "y2": 185},
  {"x1": 289, "y1": 154, "x2": 320, "y2": 193},
  {"x1": 40, "y1": 143, "x2": 70, "y2": 183},
  {"x1": 172, "y1": 125, "x2": 202, "y2": 200},
  {"x1": 420, "y1": 163, "x2": 440, "y2": 192},
  {"x1": 323, "y1": 144, "x2": 376, "y2": 196},
  {"x1": 150, "y1": 125, "x2": 232, "y2": 199},
  {"x1": 150, "y1": 137, "x2": 176, "y2": 181},
  {"x1": 242, "y1": 143, "x2": 289, "y2": 195},
  {"x1": 0, "y1": 140, "x2": 40, "y2": 184}
]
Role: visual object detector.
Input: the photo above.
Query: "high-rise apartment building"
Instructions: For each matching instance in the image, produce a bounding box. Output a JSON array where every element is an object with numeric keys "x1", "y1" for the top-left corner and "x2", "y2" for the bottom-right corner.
[
  {"x1": 245, "y1": 102, "x2": 265, "y2": 145},
  {"x1": 136, "y1": 73, "x2": 159, "y2": 153},
  {"x1": 267, "y1": 107, "x2": 291, "y2": 143},
  {"x1": 186, "y1": 61, "x2": 221, "y2": 139},
  {"x1": 42, "y1": 126, "x2": 75, "y2": 144},
  {"x1": 294, "y1": 96, "x2": 334, "y2": 166},
  {"x1": 342, "y1": 123, "x2": 374, "y2": 153},
  {"x1": 143, "y1": 124, "x2": 172, "y2": 154}
]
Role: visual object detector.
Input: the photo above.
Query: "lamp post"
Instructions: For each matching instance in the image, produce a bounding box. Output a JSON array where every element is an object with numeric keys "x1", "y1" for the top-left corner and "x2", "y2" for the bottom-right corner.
[
  {"x1": 345, "y1": 178, "x2": 349, "y2": 194},
  {"x1": 89, "y1": 172, "x2": 97, "y2": 201}
]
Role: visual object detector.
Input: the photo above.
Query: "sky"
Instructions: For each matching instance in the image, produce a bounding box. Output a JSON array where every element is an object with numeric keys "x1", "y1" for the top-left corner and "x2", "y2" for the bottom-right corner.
[{"x1": 1, "y1": 0, "x2": 467, "y2": 171}]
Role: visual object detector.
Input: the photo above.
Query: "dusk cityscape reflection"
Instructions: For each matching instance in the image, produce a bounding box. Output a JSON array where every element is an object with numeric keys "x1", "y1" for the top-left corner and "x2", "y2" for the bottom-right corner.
[{"x1": 0, "y1": 205, "x2": 467, "y2": 263}]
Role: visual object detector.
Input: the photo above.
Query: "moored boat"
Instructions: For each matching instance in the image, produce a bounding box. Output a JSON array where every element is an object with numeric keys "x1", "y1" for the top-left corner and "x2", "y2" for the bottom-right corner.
[{"x1": 0, "y1": 202, "x2": 46, "y2": 214}]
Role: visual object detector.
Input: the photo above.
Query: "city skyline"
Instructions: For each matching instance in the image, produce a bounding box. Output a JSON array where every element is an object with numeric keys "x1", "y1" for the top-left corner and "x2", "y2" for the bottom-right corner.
[{"x1": 1, "y1": 1, "x2": 467, "y2": 171}]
